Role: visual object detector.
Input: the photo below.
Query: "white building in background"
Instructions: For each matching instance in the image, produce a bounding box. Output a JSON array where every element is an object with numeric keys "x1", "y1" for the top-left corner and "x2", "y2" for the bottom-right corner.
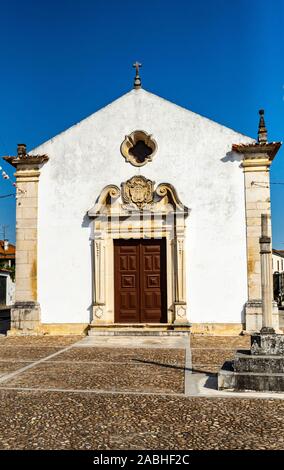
[
  {"x1": 0, "y1": 240, "x2": 15, "y2": 308},
  {"x1": 272, "y1": 249, "x2": 284, "y2": 274},
  {"x1": 0, "y1": 270, "x2": 15, "y2": 307},
  {"x1": 3, "y1": 66, "x2": 282, "y2": 335}
]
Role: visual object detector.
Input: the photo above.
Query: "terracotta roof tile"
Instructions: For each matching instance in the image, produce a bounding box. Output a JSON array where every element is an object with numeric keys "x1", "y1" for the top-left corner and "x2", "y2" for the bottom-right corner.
[{"x1": 0, "y1": 240, "x2": 15, "y2": 258}]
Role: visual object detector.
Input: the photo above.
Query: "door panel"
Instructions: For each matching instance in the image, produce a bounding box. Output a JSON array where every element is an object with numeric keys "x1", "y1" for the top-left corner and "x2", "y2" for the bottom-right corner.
[
  {"x1": 114, "y1": 241, "x2": 140, "y2": 323},
  {"x1": 114, "y1": 239, "x2": 167, "y2": 323},
  {"x1": 140, "y1": 241, "x2": 166, "y2": 323}
]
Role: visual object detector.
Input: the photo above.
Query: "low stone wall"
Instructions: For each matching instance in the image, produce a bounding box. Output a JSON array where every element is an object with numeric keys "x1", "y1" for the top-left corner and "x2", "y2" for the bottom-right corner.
[{"x1": 191, "y1": 323, "x2": 243, "y2": 336}]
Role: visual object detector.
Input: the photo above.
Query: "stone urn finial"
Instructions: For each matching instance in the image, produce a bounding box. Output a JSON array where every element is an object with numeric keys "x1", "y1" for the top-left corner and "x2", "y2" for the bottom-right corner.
[{"x1": 258, "y1": 109, "x2": 267, "y2": 143}]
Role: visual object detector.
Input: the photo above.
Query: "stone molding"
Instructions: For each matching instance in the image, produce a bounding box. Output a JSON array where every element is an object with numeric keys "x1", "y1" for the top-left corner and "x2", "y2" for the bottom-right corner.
[
  {"x1": 4, "y1": 154, "x2": 48, "y2": 170},
  {"x1": 88, "y1": 178, "x2": 188, "y2": 217},
  {"x1": 120, "y1": 130, "x2": 157, "y2": 167},
  {"x1": 232, "y1": 141, "x2": 281, "y2": 162}
]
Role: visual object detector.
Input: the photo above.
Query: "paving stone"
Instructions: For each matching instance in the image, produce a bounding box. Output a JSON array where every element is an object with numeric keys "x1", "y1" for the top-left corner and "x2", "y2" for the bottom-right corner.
[
  {"x1": 191, "y1": 338, "x2": 250, "y2": 374},
  {"x1": 191, "y1": 349, "x2": 240, "y2": 368},
  {"x1": 80, "y1": 336, "x2": 186, "y2": 349},
  {"x1": 0, "y1": 347, "x2": 64, "y2": 361},
  {"x1": 190, "y1": 335, "x2": 250, "y2": 349},
  {"x1": 0, "y1": 391, "x2": 283, "y2": 450},
  {"x1": 0, "y1": 362, "x2": 184, "y2": 394},
  {"x1": 0, "y1": 362, "x2": 30, "y2": 377},
  {"x1": 0, "y1": 334, "x2": 281, "y2": 450},
  {"x1": 52, "y1": 347, "x2": 185, "y2": 366},
  {"x1": 0, "y1": 336, "x2": 83, "y2": 347}
]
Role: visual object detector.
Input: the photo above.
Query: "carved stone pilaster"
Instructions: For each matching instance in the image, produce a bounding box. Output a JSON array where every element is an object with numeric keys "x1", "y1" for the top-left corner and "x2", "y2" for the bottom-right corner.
[
  {"x1": 173, "y1": 235, "x2": 188, "y2": 324},
  {"x1": 92, "y1": 305, "x2": 106, "y2": 321},
  {"x1": 175, "y1": 238, "x2": 185, "y2": 301},
  {"x1": 91, "y1": 238, "x2": 106, "y2": 323},
  {"x1": 173, "y1": 302, "x2": 187, "y2": 323}
]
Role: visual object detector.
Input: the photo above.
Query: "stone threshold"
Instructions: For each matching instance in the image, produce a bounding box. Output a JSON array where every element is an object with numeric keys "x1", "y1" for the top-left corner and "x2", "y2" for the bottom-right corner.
[{"x1": 88, "y1": 323, "x2": 191, "y2": 336}]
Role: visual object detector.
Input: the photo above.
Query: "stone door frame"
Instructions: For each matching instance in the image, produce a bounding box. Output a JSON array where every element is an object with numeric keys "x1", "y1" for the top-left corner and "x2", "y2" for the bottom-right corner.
[{"x1": 88, "y1": 179, "x2": 189, "y2": 325}]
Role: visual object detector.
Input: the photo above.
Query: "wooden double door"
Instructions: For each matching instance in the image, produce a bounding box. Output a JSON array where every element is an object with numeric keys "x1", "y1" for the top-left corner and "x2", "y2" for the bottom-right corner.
[{"x1": 114, "y1": 239, "x2": 167, "y2": 323}]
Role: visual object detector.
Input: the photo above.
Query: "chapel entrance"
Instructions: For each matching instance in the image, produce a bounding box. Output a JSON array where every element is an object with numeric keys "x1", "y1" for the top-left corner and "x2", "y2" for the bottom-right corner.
[{"x1": 114, "y1": 239, "x2": 167, "y2": 323}]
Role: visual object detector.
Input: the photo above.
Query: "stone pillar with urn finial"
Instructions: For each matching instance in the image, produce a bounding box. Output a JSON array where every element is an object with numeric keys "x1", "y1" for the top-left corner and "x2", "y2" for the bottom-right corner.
[
  {"x1": 232, "y1": 110, "x2": 281, "y2": 332},
  {"x1": 218, "y1": 213, "x2": 284, "y2": 392},
  {"x1": 3, "y1": 144, "x2": 49, "y2": 334}
]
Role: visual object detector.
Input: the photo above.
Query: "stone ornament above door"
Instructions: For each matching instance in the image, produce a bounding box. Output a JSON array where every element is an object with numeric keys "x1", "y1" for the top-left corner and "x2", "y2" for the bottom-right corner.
[
  {"x1": 120, "y1": 130, "x2": 157, "y2": 167},
  {"x1": 121, "y1": 175, "x2": 154, "y2": 209},
  {"x1": 88, "y1": 175, "x2": 189, "y2": 216}
]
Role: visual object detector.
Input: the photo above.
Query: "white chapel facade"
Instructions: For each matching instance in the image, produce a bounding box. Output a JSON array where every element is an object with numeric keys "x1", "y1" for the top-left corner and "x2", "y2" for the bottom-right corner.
[{"x1": 4, "y1": 67, "x2": 282, "y2": 335}]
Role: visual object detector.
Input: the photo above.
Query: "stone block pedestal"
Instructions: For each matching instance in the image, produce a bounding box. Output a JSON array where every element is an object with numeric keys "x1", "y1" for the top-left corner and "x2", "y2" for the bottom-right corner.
[
  {"x1": 251, "y1": 332, "x2": 284, "y2": 355},
  {"x1": 218, "y1": 333, "x2": 284, "y2": 392},
  {"x1": 8, "y1": 302, "x2": 43, "y2": 335},
  {"x1": 245, "y1": 300, "x2": 280, "y2": 333}
]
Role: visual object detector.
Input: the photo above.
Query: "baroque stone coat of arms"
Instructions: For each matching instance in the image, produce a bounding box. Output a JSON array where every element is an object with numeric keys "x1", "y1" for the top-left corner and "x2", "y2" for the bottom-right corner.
[{"x1": 121, "y1": 175, "x2": 154, "y2": 209}]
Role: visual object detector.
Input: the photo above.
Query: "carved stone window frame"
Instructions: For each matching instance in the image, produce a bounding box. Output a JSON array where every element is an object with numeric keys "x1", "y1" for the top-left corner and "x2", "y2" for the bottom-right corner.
[
  {"x1": 88, "y1": 177, "x2": 190, "y2": 325},
  {"x1": 120, "y1": 130, "x2": 157, "y2": 167}
]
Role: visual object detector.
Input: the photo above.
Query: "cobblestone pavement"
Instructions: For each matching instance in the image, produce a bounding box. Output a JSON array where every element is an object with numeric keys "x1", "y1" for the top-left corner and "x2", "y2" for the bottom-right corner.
[
  {"x1": 0, "y1": 335, "x2": 83, "y2": 346},
  {"x1": 52, "y1": 347, "x2": 185, "y2": 365},
  {"x1": 0, "y1": 362, "x2": 184, "y2": 393},
  {"x1": 0, "y1": 334, "x2": 283, "y2": 450},
  {"x1": 191, "y1": 335, "x2": 250, "y2": 374}
]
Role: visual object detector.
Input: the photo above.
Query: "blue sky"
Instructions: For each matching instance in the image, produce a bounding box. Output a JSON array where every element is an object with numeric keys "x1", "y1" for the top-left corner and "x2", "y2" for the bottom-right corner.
[{"x1": 0, "y1": 0, "x2": 283, "y2": 246}]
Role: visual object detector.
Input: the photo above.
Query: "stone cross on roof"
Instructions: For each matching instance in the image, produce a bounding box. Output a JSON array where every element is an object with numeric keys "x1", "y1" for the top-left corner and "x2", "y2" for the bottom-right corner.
[{"x1": 133, "y1": 61, "x2": 142, "y2": 89}]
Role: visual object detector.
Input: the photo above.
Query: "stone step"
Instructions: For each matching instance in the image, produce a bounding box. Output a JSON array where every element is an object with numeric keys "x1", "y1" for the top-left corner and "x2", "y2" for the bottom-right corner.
[
  {"x1": 88, "y1": 329, "x2": 190, "y2": 336},
  {"x1": 234, "y1": 352, "x2": 284, "y2": 373},
  {"x1": 218, "y1": 366, "x2": 284, "y2": 392},
  {"x1": 235, "y1": 371, "x2": 284, "y2": 392},
  {"x1": 88, "y1": 323, "x2": 191, "y2": 336}
]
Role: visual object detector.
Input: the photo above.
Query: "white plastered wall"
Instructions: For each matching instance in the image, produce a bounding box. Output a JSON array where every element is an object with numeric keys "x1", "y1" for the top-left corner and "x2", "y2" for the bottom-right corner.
[{"x1": 32, "y1": 89, "x2": 253, "y2": 324}]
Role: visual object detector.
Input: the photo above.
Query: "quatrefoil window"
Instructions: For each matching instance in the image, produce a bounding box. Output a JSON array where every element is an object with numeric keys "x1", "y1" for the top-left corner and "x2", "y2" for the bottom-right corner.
[{"x1": 120, "y1": 130, "x2": 157, "y2": 167}]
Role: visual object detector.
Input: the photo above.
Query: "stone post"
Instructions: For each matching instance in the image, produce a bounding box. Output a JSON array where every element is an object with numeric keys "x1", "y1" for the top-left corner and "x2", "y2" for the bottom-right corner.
[
  {"x1": 260, "y1": 214, "x2": 274, "y2": 333},
  {"x1": 232, "y1": 110, "x2": 281, "y2": 332},
  {"x1": 3, "y1": 144, "x2": 48, "y2": 334}
]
